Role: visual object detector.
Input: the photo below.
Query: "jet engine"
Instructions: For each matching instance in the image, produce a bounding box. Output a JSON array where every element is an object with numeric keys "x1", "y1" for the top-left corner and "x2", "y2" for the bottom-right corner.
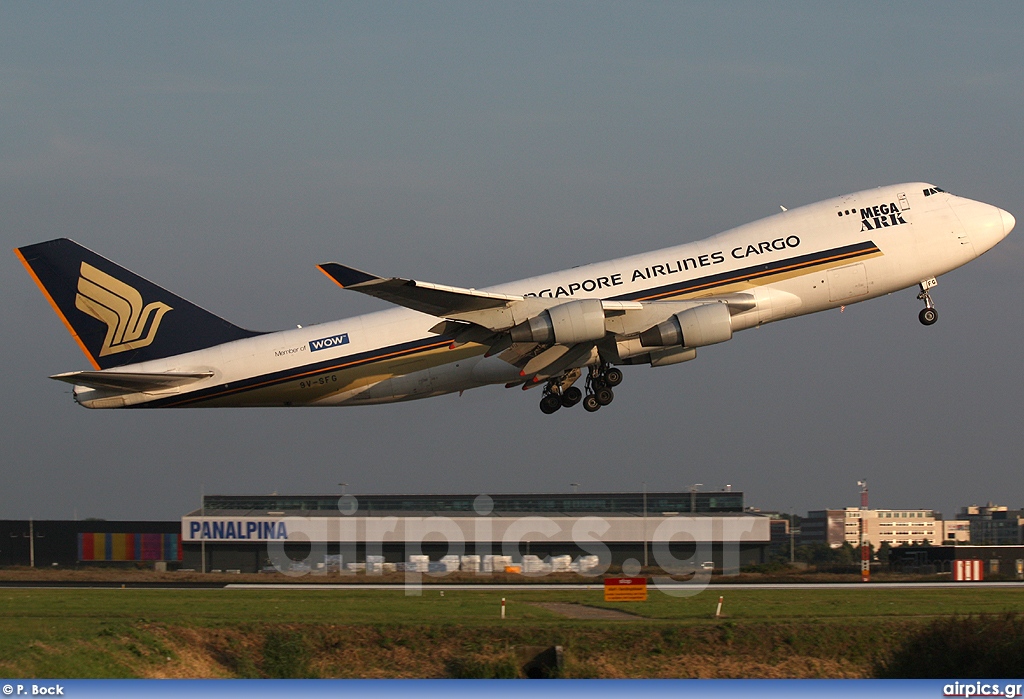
[
  {"x1": 509, "y1": 299, "x2": 606, "y2": 344},
  {"x1": 639, "y1": 302, "x2": 732, "y2": 348}
]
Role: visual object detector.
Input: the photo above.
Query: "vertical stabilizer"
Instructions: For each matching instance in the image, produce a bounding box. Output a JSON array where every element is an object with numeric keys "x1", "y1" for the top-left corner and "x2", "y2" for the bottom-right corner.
[{"x1": 15, "y1": 238, "x2": 262, "y2": 369}]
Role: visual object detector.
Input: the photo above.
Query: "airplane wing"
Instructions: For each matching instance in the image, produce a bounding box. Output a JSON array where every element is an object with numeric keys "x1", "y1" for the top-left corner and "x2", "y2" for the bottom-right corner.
[
  {"x1": 317, "y1": 263, "x2": 650, "y2": 332},
  {"x1": 50, "y1": 370, "x2": 213, "y2": 393},
  {"x1": 317, "y1": 263, "x2": 522, "y2": 317},
  {"x1": 316, "y1": 261, "x2": 761, "y2": 379},
  {"x1": 317, "y1": 262, "x2": 754, "y2": 324}
]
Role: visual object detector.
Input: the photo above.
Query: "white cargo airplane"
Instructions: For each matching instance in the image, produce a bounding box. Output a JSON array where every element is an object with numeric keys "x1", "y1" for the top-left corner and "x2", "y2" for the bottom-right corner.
[{"x1": 15, "y1": 182, "x2": 1014, "y2": 414}]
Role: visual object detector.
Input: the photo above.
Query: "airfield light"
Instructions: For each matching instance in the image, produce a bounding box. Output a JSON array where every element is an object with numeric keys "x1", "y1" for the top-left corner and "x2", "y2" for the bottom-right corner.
[{"x1": 857, "y1": 480, "x2": 870, "y2": 582}]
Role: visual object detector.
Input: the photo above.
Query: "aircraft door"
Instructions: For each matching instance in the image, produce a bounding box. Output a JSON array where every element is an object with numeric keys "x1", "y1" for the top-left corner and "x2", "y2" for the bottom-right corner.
[
  {"x1": 359, "y1": 363, "x2": 440, "y2": 401},
  {"x1": 827, "y1": 263, "x2": 868, "y2": 302},
  {"x1": 388, "y1": 365, "x2": 439, "y2": 397}
]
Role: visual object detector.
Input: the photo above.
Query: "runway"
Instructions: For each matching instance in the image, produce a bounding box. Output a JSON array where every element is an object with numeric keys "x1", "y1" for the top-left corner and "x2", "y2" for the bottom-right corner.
[
  {"x1": 224, "y1": 581, "x2": 1024, "y2": 591},
  {"x1": 1, "y1": 580, "x2": 1022, "y2": 590}
]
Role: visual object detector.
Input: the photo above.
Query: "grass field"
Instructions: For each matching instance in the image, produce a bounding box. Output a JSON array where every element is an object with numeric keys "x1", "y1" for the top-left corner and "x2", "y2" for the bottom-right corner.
[{"x1": 1, "y1": 586, "x2": 1022, "y2": 678}]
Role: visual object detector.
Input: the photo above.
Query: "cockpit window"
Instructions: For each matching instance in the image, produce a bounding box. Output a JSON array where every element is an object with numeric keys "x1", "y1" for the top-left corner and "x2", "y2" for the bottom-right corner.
[{"x1": 923, "y1": 187, "x2": 945, "y2": 197}]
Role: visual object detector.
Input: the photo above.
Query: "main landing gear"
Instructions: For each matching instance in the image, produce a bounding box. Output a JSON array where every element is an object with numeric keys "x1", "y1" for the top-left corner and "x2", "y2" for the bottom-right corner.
[
  {"x1": 539, "y1": 385, "x2": 581, "y2": 414},
  {"x1": 582, "y1": 364, "x2": 621, "y2": 413},
  {"x1": 538, "y1": 368, "x2": 583, "y2": 415},
  {"x1": 539, "y1": 364, "x2": 622, "y2": 414},
  {"x1": 917, "y1": 277, "x2": 938, "y2": 326}
]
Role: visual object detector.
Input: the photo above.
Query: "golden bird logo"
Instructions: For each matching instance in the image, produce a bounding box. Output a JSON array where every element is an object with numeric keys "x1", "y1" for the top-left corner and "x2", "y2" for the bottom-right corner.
[{"x1": 74, "y1": 262, "x2": 172, "y2": 356}]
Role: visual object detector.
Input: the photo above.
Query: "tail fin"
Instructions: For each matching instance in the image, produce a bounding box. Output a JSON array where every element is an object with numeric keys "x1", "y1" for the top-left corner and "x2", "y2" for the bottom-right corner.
[{"x1": 15, "y1": 238, "x2": 262, "y2": 370}]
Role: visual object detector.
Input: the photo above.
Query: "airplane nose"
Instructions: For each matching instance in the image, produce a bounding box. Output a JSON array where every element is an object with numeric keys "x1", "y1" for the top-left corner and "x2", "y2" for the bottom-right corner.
[
  {"x1": 1000, "y1": 207, "x2": 1015, "y2": 236},
  {"x1": 953, "y1": 199, "x2": 1014, "y2": 256}
]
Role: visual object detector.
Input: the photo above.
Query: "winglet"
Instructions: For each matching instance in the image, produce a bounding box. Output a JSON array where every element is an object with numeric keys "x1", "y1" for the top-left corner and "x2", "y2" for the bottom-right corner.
[
  {"x1": 317, "y1": 263, "x2": 381, "y2": 289},
  {"x1": 314, "y1": 263, "x2": 520, "y2": 320}
]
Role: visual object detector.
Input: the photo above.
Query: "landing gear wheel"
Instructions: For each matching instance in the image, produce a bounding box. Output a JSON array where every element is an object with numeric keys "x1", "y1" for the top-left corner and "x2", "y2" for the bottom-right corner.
[
  {"x1": 583, "y1": 394, "x2": 601, "y2": 412},
  {"x1": 604, "y1": 367, "x2": 623, "y2": 387},
  {"x1": 919, "y1": 307, "x2": 938, "y2": 326},
  {"x1": 539, "y1": 393, "x2": 562, "y2": 414},
  {"x1": 561, "y1": 386, "x2": 582, "y2": 408},
  {"x1": 595, "y1": 387, "x2": 614, "y2": 406}
]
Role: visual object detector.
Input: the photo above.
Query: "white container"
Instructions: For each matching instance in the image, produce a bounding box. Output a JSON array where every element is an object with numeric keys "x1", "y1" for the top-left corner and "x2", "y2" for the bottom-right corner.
[
  {"x1": 522, "y1": 555, "x2": 549, "y2": 574},
  {"x1": 575, "y1": 555, "x2": 600, "y2": 574},
  {"x1": 484, "y1": 555, "x2": 513, "y2": 572},
  {"x1": 549, "y1": 555, "x2": 572, "y2": 572}
]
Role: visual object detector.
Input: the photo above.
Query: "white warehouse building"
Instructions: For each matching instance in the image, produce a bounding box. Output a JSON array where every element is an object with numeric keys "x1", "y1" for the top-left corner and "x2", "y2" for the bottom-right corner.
[{"x1": 180, "y1": 491, "x2": 772, "y2": 574}]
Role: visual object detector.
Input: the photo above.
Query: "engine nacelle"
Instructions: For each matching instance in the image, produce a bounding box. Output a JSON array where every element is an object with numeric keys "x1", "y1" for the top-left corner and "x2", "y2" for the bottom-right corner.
[
  {"x1": 639, "y1": 302, "x2": 733, "y2": 348},
  {"x1": 509, "y1": 299, "x2": 606, "y2": 345}
]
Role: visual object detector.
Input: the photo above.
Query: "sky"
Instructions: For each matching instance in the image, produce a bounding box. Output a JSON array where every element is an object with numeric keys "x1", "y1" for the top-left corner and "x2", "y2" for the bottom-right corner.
[{"x1": 2, "y1": 2, "x2": 1022, "y2": 521}]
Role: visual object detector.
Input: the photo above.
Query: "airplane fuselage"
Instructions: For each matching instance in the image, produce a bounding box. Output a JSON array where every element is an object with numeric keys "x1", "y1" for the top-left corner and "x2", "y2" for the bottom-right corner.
[{"x1": 33, "y1": 182, "x2": 1013, "y2": 410}]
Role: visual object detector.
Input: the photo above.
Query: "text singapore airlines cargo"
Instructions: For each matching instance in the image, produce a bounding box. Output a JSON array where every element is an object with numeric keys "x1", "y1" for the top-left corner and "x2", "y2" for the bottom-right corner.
[{"x1": 15, "y1": 183, "x2": 1014, "y2": 414}]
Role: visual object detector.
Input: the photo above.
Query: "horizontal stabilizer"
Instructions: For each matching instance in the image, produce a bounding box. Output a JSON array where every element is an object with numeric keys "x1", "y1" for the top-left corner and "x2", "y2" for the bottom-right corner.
[
  {"x1": 50, "y1": 370, "x2": 213, "y2": 393},
  {"x1": 317, "y1": 263, "x2": 522, "y2": 317}
]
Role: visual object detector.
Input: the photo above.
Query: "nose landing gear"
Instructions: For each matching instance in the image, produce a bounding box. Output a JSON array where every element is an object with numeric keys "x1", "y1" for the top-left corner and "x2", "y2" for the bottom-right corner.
[{"x1": 917, "y1": 277, "x2": 938, "y2": 326}]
